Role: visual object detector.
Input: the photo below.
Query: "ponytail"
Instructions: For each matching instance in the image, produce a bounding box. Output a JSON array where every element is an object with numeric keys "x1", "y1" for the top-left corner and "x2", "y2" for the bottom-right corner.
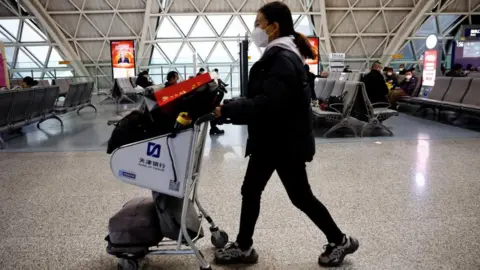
[{"x1": 293, "y1": 32, "x2": 317, "y2": 60}]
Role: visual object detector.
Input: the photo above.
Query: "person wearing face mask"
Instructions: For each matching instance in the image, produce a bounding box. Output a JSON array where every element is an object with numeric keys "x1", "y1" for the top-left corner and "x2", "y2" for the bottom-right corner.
[
  {"x1": 213, "y1": 1, "x2": 359, "y2": 267},
  {"x1": 388, "y1": 70, "x2": 417, "y2": 109},
  {"x1": 398, "y1": 64, "x2": 406, "y2": 75},
  {"x1": 135, "y1": 71, "x2": 154, "y2": 88},
  {"x1": 384, "y1": 67, "x2": 398, "y2": 89}
]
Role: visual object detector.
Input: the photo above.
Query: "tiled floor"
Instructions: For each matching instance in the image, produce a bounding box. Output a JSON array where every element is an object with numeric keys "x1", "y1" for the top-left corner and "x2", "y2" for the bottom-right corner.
[{"x1": 1, "y1": 98, "x2": 480, "y2": 269}]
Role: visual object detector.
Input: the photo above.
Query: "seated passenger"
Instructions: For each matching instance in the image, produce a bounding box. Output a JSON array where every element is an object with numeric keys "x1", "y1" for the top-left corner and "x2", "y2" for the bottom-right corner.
[
  {"x1": 135, "y1": 71, "x2": 154, "y2": 88},
  {"x1": 387, "y1": 70, "x2": 417, "y2": 109},
  {"x1": 384, "y1": 67, "x2": 398, "y2": 89},
  {"x1": 22, "y1": 76, "x2": 39, "y2": 88},
  {"x1": 398, "y1": 64, "x2": 406, "y2": 75},
  {"x1": 213, "y1": 68, "x2": 229, "y2": 88},
  {"x1": 446, "y1": 64, "x2": 465, "y2": 77},
  {"x1": 361, "y1": 61, "x2": 389, "y2": 104},
  {"x1": 196, "y1": 68, "x2": 206, "y2": 76},
  {"x1": 164, "y1": 71, "x2": 179, "y2": 87}
]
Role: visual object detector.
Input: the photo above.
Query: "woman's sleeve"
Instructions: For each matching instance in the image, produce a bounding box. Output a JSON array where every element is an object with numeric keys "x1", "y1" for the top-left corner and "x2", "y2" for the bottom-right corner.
[{"x1": 221, "y1": 55, "x2": 296, "y2": 123}]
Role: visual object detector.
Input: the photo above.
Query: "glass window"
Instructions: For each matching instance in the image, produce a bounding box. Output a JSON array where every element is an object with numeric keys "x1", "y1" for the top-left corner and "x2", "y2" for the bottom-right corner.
[
  {"x1": 190, "y1": 16, "x2": 216, "y2": 37},
  {"x1": 48, "y1": 48, "x2": 68, "y2": 67},
  {"x1": 415, "y1": 16, "x2": 437, "y2": 37},
  {"x1": 190, "y1": 41, "x2": 216, "y2": 61},
  {"x1": 171, "y1": 15, "x2": 196, "y2": 36},
  {"x1": 175, "y1": 43, "x2": 194, "y2": 64},
  {"x1": 412, "y1": 39, "x2": 426, "y2": 56},
  {"x1": 208, "y1": 42, "x2": 232, "y2": 63},
  {"x1": 21, "y1": 21, "x2": 46, "y2": 42},
  {"x1": 207, "y1": 15, "x2": 231, "y2": 35},
  {"x1": 248, "y1": 44, "x2": 262, "y2": 62},
  {"x1": 224, "y1": 41, "x2": 240, "y2": 61},
  {"x1": 241, "y1": 15, "x2": 256, "y2": 33},
  {"x1": 55, "y1": 70, "x2": 74, "y2": 78},
  {"x1": 292, "y1": 14, "x2": 300, "y2": 25},
  {"x1": 0, "y1": 31, "x2": 12, "y2": 42},
  {"x1": 150, "y1": 46, "x2": 168, "y2": 64},
  {"x1": 0, "y1": 19, "x2": 20, "y2": 38},
  {"x1": 224, "y1": 16, "x2": 248, "y2": 37},
  {"x1": 158, "y1": 42, "x2": 182, "y2": 62},
  {"x1": 437, "y1": 15, "x2": 460, "y2": 34},
  {"x1": 25, "y1": 46, "x2": 49, "y2": 63},
  {"x1": 156, "y1": 17, "x2": 182, "y2": 38},
  {"x1": 16, "y1": 49, "x2": 40, "y2": 68},
  {"x1": 397, "y1": 42, "x2": 415, "y2": 61},
  {"x1": 5, "y1": 47, "x2": 15, "y2": 65},
  {"x1": 295, "y1": 15, "x2": 314, "y2": 36}
]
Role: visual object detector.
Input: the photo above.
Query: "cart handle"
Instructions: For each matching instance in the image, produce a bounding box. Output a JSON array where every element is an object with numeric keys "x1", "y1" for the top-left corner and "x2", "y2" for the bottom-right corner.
[{"x1": 195, "y1": 113, "x2": 216, "y2": 125}]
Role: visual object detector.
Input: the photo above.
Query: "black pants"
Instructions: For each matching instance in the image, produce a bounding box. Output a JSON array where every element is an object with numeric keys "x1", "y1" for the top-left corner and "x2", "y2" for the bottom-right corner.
[{"x1": 236, "y1": 153, "x2": 344, "y2": 250}]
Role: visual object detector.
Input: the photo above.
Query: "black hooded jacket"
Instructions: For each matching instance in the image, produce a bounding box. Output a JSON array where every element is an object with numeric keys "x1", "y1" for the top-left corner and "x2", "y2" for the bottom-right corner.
[{"x1": 221, "y1": 47, "x2": 315, "y2": 162}]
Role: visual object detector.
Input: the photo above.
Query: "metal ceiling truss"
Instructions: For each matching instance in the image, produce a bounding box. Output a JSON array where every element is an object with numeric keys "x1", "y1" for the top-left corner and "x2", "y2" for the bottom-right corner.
[
  {"x1": 1, "y1": 0, "x2": 479, "y2": 89},
  {"x1": 0, "y1": 0, "x2": 74, "y2": 79}
]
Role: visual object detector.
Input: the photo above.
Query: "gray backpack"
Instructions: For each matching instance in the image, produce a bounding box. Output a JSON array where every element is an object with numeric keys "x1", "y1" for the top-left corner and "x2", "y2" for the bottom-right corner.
[
  {"x1": 106, "y1": 197, "x2": 163, "y2": 257},
  {"x1": 153, "y1": 191, "x2": 204, "y2": 242}
]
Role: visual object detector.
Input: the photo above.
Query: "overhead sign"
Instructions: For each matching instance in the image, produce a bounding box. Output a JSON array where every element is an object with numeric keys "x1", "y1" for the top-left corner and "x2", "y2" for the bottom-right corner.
[
  {"x1": 392, "y1": 54, "x2": 403, "y2": 59},
  {"x1": 422, "y1": 49, "x2": 437, "y2": 87},
  {"x1": 59, "y1": 60, "x2": 71, "y2": 65},
  {"x1": 329, "y1": 53, "x2": 345, "y2": 72}
]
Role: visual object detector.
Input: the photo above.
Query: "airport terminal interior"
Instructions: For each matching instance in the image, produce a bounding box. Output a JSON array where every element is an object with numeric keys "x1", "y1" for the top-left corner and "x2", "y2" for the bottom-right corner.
[{"x1": 1, "y1": 0, "x2": 480, "y2": 269}]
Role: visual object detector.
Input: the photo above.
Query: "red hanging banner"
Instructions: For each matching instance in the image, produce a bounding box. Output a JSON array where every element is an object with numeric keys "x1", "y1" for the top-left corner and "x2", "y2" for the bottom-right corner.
[{"x1": 154, "y1": 73, "x2": 213, "y2": 107}]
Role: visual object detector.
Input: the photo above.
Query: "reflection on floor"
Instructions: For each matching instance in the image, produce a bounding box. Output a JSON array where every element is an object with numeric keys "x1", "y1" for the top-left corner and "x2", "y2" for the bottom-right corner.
[
  {"x1": 0, "y1": 98, "x2": 480, "y2": 269},
  {"x1": 1, "y1": 98, "x2": 479, "y2": 152}
]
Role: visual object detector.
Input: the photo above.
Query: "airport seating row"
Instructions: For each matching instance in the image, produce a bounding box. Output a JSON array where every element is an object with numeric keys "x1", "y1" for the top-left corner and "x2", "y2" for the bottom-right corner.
[
  {"x1": 0, "y1": 86, "x2": 62, "y2": 148},
  {"x1": 55, "y1": 81, "x2": 97, "y2": 115},
  {"x1": 9, "y1": 79, "x2": 51, "y2": 88},
  {"x1": 312, "y1": 80, "x2": 399, "y2": 137},
  {"x1": 53, "y1": 78, "x2": 74, "y2": 95},
  {"x1": 328, "y1": 72, "x2": 361, "y2": 81},
  {"x1": 100, "y1": 77, "x2": 144, "y2": 106},
  {"x1": 400, "y1": 77, "x2": 480, "y2": 116}
]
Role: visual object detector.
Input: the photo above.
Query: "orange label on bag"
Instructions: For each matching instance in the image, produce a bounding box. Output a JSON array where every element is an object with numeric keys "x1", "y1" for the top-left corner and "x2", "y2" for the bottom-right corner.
[{"x1": 154, "y1": 73, "x2": 212, "y2": 107}]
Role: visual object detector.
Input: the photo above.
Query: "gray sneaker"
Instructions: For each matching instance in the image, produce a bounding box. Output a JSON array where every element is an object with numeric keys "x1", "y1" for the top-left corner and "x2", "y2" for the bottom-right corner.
[
  {"x1": 318, "y1": 235, "x2": 359, "y2": 267},
  {"x1": 214, "y1": 242, "x2": 259, "y2": 265}
]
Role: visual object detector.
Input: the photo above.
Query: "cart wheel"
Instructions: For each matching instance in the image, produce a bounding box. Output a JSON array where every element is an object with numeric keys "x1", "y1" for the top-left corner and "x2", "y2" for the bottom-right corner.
[
  {"x1": 211, "y1": 230, "x2": 229, "y2": 248},
  {"x1": 117, "y1": 258, "x2": 139, "y2": 270}
]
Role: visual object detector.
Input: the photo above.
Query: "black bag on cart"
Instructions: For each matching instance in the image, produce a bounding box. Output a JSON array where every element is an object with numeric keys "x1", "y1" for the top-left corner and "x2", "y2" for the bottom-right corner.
[
  {"x1": 105, "y1": 197, "x2": 163, "y2": 258},
  {"x1": 106, "y1": 80, "x2": 222, "y2": 154},
  {"x1": 153, "y1": 192, "x2": 204, "y2": 242}
]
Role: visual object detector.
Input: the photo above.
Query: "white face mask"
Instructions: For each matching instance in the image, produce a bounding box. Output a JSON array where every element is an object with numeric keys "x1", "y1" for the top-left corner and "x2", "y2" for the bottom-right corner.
[
  {"x1": 251, "y1": 27, "x2": 269, "y2": 48},
  {"x1": 405, "y1": 75, "x2": 412, "y2": 80},
  {"x1": 387, "y1": 72, "x2": 393, "y2": 76},
  {"x1": 399, "y1": 68, "x2": 404, "y2": 71}
]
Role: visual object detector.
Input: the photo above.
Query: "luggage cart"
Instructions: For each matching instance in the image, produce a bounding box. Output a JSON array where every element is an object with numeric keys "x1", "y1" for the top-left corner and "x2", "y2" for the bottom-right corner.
[{"x1": 110, "y1": 113, "x2": 228, "y2": 270}]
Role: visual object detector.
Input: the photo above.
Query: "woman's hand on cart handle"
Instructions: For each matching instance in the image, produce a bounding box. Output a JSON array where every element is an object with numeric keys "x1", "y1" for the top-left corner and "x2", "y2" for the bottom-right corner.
[{"x1": 195, "y1": 113, "x2": 216, "y2": 125}]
